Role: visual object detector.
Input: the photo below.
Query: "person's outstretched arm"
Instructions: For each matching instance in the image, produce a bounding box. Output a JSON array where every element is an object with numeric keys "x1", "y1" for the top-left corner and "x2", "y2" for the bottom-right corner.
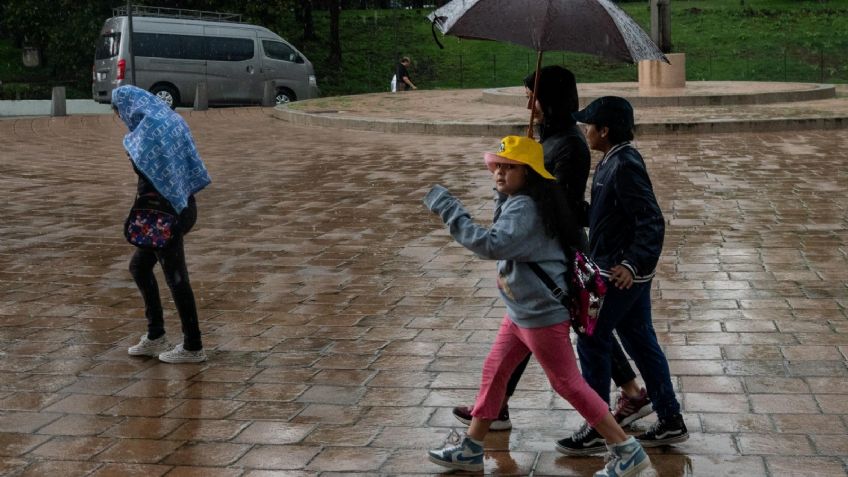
[
  {"x1": 403, "y1": 75, "x2": 417, "y2": 90},
  {"x1": 424, "y1": 185, "x2": 538, "y2": 261}
]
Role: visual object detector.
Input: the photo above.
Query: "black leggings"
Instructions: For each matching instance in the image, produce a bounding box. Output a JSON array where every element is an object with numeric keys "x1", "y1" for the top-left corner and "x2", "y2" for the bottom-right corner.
[
  {"x1": 506, "y1": 333, "x2": 636, "y2": 403},
  {"x1": 129, "y1": 199, "x2": 202, "y2": 351}
]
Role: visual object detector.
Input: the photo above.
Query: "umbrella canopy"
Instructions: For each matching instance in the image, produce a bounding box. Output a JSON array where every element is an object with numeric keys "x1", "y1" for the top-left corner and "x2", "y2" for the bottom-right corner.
[
  {"x1": 428, "y1": 0, "x2": 668, "y2": 137},
  {"x1": 429, "y1": 0, "x2": 668, "y2": 64}
]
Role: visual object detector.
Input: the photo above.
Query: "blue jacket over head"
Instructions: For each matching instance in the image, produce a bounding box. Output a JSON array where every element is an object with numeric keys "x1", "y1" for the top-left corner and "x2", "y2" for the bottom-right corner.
[{"x1": 112, "y1": 85, "x2": 211, "y2": 212}]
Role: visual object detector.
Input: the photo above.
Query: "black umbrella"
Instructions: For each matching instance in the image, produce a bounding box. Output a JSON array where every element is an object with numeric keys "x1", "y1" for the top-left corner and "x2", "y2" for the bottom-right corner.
[{"x1": 429, "y1": 0, "x2": 668, "y2": 137}]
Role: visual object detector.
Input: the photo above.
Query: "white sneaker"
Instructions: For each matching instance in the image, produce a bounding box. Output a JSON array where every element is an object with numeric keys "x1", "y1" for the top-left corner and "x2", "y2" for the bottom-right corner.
[
  {"x1": 595, "y1": 436, "x2": 652, "y2": 477},
  {"x1": 128, "y1": 335, "x2": 170, "y2": 357},
  {"x1": 158, "y1": 344, "x2": 207, "y2": 364}
]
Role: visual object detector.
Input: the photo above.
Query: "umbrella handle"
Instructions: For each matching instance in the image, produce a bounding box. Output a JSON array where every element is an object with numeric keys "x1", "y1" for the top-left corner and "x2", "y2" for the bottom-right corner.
[
  {"x1": 431, "y1": 18, "x2": 444, "y2": 50},
  {"x1": 527, "y1": 51, "x2": 543, "y2": 138}
]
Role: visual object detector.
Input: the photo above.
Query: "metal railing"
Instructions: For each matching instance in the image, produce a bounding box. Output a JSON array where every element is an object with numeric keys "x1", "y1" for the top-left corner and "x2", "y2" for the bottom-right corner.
[
  {"x1": 323, "y1": 46, "x2": 848, "y2": 97},
  {"x1": 112, "y1": 6, "x2": 242, "y2": 23}
]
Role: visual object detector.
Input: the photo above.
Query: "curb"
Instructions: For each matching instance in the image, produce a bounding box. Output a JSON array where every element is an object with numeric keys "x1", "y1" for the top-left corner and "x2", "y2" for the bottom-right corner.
[
  {"x1": 273, "y1": 106, "x2": 848, "y2": 137},
  {"x1": 0, "y1": 99, "x2": 113, "y2": 117},
  {"x1": 482, "y1": 83, "x2": 837, "y2": 108}
]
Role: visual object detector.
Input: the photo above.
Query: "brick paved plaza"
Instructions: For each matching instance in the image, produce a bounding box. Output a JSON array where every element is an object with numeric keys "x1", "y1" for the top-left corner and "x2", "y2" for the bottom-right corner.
[{"x1": 0, "y1": 106, "x2": 846, "y2": 476}]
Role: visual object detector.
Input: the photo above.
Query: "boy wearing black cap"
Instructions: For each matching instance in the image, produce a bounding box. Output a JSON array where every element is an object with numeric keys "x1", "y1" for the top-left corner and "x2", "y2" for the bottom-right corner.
[{"x1": 558, "y1": 96, "x2": 689, "y2": 451}]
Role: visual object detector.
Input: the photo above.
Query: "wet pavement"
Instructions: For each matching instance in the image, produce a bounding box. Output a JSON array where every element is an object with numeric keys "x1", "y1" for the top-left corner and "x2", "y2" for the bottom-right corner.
[{"x1": 0, "y1": 105, "x2": 846, "y2": 476}]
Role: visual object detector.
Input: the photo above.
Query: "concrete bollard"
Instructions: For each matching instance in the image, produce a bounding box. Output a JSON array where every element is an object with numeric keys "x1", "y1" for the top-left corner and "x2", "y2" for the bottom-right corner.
[
  {"x1": 193, "y1": 81, "x2": 208, "y2": 111},
  {"x1": 262, "y1": 81, "x2": 275, "y2": 107},
  {"x1": 50, "y1": 86, "x2": 66, "y2": 117}
]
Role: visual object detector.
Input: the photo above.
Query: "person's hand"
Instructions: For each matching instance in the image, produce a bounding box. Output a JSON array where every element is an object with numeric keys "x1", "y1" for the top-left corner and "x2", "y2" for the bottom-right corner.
[
  {"x1": 411, "y1": 85, "x2": 418, "y2": 90},
  {"x1": 609, "y1": 264, "x2": 633, "y2": 290}
]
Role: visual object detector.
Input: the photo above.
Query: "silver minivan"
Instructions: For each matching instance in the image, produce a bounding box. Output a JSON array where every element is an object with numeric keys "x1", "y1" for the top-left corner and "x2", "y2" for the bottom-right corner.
[{"x1": 92, "y1": 8, "x2": 320, "y2": 107}]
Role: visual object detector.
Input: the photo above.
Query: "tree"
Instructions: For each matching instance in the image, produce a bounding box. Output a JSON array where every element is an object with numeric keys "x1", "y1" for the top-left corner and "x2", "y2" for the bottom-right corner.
[
  {"x1": 1, "y1": 0, "x2": 114, "y2": 83},
  {"x1": 295, "y1": 0, "x2": 316, "y2": 41},
  {"x1": 327, "y1": 0, "x2": 342, "y2": 68}
]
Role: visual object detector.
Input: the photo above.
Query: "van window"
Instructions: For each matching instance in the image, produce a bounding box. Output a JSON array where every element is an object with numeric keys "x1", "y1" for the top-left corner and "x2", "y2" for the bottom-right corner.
[
  {"x1": 262, "y1": 40, "x2": 299, "y2": 63},
  {"x1": 183, "y1": 36, "x2": 205, "y2": 60},
  {"x1": 133, "y1": 33, "x2": 205, "y2": 61},
  {"x1": 206, "y1": 37, "x2": 254, "y2": 62},
  {"x1": 95, "y1": 32, "x2": 121, "y2": 59}
]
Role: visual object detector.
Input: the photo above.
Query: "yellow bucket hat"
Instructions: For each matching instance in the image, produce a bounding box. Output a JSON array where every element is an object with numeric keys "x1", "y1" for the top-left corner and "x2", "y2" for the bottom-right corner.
[{"x1": 484, "y1": 136, "x2": 554, "y2": 180}]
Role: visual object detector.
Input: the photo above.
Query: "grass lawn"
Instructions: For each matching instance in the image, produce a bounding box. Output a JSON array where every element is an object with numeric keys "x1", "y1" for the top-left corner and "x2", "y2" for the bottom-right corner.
[{"x1": 272, "y1": 0, "x2": 848, "y2": 96}]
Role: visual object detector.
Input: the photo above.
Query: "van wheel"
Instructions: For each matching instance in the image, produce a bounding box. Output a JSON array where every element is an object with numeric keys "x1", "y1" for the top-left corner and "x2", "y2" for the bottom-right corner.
[
  {"x1": 150, "y1": 84, "x2": 180, "y2": 109},
  {"x1": 276, "y1": 88, "x2": 296, "y2": 104}
]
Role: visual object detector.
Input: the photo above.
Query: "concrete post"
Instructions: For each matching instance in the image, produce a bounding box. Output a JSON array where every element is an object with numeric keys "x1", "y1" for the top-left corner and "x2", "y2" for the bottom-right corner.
[
  {"x1": 650, "y1": 0, "x2": 672, "y2": 54},
  {"x1": 262, "y1": 81, "x2": 276, "y2": 107},
  {"x1": 50, "y1": 86, "x2": 66, "y2": 117},
  {"x1": 193, "y1": 81, "x2": 208, "y2": 111}
]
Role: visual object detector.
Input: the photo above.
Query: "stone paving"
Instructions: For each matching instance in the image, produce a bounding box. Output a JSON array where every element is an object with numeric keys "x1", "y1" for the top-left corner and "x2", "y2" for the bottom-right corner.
[{"x1": 0, "y1": 106, "x2": 847, "y2": 476}]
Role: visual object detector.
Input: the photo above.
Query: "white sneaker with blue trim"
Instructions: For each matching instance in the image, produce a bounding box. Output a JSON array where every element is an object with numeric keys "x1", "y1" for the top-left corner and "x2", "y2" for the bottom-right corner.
[
  {"x1": 595, "y1": 436, "x2": 651, "y2": 477},
  {"x1": 428, "y1": 429, "x2": 484, "y2": 472}
]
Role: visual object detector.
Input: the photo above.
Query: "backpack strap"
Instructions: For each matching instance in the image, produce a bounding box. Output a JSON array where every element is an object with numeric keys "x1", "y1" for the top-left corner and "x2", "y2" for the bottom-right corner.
[{"x1": 528, "y1": 263, "x2": 568, "y2": 306}]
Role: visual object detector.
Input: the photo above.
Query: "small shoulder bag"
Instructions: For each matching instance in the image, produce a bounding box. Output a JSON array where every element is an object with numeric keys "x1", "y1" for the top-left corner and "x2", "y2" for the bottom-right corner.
[
  {"x1": 528, "y1": 251, "x2": 607, "y2": 336},
  {"x1": 124, "y1": 193, "x2": 178, "y2": 249}
]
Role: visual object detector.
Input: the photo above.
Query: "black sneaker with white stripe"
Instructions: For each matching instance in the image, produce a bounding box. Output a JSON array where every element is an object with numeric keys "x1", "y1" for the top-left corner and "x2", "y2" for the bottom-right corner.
[
  {"x1": 636, "y1": 413, "x2": 689, "y2": 447},
  {"x1": 555, "y1": 421, "x2": 606, "y2": 455}
]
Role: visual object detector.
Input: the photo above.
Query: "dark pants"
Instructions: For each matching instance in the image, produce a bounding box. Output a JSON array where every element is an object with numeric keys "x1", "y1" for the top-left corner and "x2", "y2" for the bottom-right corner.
[
  {"x1": 129, "y1": 198, "x2": 202, "y2": 351},
  {"x1": 577, "y1": 280, "x2": 680, "y2": 420},
  {"x1": 505, "y1": 332, "x2": 637, "y2": 399}
]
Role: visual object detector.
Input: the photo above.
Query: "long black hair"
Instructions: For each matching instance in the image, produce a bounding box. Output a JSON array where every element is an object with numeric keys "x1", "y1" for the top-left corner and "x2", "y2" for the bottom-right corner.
[
  {"x1": 520, "y1": 168, "x2": 584, "y2": 258},
  {"x1": 524, "y1": 65, "x2": 580, "y2": 129}
]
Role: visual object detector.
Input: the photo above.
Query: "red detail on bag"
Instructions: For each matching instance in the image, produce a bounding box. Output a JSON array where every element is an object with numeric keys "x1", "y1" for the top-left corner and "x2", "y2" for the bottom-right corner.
[
  {"x1": 124, "y1": 194, "x2": 178, "y2": 249},
  {"x1": 568, "y1": 251, "x2": 607, "y2": 336}
]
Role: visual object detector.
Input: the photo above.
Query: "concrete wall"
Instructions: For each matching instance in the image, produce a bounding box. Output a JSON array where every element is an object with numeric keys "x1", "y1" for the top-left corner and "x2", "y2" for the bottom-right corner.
[{"x1": 0, "y1": 100, "x2": 113, "y2": 118}]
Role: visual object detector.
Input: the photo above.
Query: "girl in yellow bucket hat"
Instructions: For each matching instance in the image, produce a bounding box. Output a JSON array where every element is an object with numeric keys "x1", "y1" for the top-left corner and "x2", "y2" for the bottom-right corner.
[{"x1": 423, "y1": 136, "x2": 650, "y2": 476}]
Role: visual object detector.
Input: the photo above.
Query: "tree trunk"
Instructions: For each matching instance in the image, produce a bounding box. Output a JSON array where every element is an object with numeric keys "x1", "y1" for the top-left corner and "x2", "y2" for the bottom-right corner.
[
  {"x1": 301, "y1": 0, "x2": 315, "y2": 41},
  {"x1": 328, "y1": 0, "x2": 342, "y2": 68}
]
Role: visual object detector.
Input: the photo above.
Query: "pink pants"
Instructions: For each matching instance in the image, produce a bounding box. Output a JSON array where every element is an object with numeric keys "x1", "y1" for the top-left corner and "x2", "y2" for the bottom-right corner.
[{"x1": 471, "y1": 315, "x2": 610, "y2": 428}]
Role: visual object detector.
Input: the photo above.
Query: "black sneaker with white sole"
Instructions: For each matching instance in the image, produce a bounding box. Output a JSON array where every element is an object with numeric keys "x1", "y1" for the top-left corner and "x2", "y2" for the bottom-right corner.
[
  {"x1": 555, "y1": 421, "x2": 606, "y2": 455},
  {"x1": 452, "y1": 405, "x2": 512, "y2": 431},
  {"x1": 636, "y1": 413, "x2": 689, "y2": 447}
]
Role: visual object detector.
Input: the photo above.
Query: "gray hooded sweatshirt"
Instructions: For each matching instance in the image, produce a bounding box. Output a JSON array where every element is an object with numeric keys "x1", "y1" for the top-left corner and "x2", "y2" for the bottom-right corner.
[{"x1": 424, "y1": 185, "x2": 570, "y2": 329}]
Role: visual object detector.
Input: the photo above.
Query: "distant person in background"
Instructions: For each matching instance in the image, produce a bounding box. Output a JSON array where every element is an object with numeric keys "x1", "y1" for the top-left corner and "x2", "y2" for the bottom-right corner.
[{"x1": 394, "y1": 56, "x2": 417, "y2": 92}]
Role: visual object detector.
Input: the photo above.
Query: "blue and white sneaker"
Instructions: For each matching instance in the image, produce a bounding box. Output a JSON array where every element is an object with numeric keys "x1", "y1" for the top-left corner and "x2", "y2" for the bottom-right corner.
[
  {"x1": 428, "y1": 429, "x2": 484, "y2": 472},
  {"x1": 595, "y1": 436, "x2": 651, "y2": 477}
]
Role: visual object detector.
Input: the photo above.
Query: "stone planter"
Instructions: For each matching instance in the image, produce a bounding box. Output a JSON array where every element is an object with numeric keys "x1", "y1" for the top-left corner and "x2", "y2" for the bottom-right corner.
[{"x1": 638, "y1": 52, "x2": 686, "y2": 92}]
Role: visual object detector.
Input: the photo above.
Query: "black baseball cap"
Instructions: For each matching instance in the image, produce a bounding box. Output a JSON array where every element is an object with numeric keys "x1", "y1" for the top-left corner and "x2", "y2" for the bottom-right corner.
[{"x1": 572, "y1": 96, "x2": 634, "y2": 130}]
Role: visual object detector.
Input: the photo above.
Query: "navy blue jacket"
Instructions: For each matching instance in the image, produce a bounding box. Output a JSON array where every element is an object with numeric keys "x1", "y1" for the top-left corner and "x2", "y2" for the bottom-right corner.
[{"x1": 588, "y1": 142, "x2": 664, "y2": 282}]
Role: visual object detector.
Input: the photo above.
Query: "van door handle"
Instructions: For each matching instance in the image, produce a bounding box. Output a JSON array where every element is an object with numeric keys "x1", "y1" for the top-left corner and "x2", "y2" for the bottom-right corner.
[{"x1": 246, "y1": 65, "x2": 254, "y2": 74}]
